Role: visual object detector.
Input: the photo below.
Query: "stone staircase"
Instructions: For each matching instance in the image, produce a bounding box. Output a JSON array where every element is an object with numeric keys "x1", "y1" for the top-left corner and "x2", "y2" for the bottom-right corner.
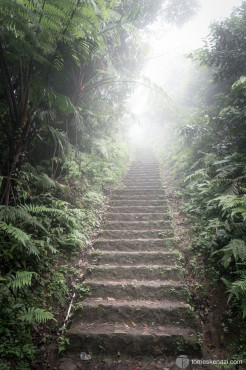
[{"x1": 66, "y1": 149, "x2": 201, "y2": 361}]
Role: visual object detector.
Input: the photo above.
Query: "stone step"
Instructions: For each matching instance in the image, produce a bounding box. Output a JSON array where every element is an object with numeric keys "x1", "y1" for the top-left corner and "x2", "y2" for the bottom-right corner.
[
  {"x1": 126, "y1": 175, "x2": 160, "y2": 179},
  {"x1": 127, "y1": 170, "x2": 159, "y2": 174},
  {"x1": 83, "y1": 280, "x2": 188, "y2": 301},
  {"x1": 67, "y1": 322, "x2": 201, "y2": 357},
  {"x1": 123, "y1": 177, "x2": 161, "y2": 181},
  {"x1": 125, "y1": 173, "x2": 160, "y2": 177},
  {"x1": 108, "y1": 206, "x2": 167, "y2": 213},
  {"x1": 93, "y1": 238, "x2": 177, "y2": 251},
  {"x1": 99, "y1": 229, "x2": 174, "y2": 239},
  {"x1": 73, "y1": 299, "x2": 198, "y2": 328},
  {"x1": 130, "y1": 167, "x2": 158, "y2": 169},
  {"x1": 122, "y1": 184, "x2": 162, "y2": 189},
  {"x1": 89, "y1": 251, "x2": 182, "y2": 265},
  {"x1": 128, "y1": 163, "x2": 159, "y2": 166},
  {"x1": 106, "y1": 213, "x2": 171, "y2": 221},
  {"x1": 109, "y1": 200, "x2": 166, "y2": 207},
  {"x1": 123, "y1": 180, "x2": 161, "y2": 185},
  {"x1": 130, "y1": 162, "x2": 158, "y2": 165},
  {"x1": 85, "y1": 265, "x2": 183, "y2": 281},
  {"x1": 110, "y1": 195, "x2": 166, "y2": 200},
  {"x1": 104, "y1": 220, "x2": 172, "y2": 230},
  {"x1": 121, "y1": 186, "x2": 162, "y2": 190},
  {"x1": 130, "y1": 161, "x2": 159, "y2": 169},
  {"x1": 113, "y1": 189, "x2": 163, "y2": 195},
  {"x1": 63, "y1": 153, "x2": 202, "y2": 363}
]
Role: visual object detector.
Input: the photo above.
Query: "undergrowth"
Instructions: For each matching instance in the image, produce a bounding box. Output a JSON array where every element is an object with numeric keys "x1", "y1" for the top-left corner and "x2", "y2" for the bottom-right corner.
[{"x1": 0, "y1": 139, "x2": 129, "y2": 370}]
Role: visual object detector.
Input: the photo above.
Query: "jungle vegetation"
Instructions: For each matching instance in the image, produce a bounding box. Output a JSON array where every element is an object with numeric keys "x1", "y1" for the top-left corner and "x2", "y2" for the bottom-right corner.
[
  {"x1": 0, "y1": 0, "x2": 200, "y2": 368},
  {"x1": 153, "y1": 1, "x2": 246, "y2": 353}
]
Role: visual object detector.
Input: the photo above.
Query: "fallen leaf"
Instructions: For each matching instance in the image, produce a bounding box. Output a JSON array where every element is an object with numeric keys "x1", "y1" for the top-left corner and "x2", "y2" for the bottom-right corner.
[{"x1": 127, "y1": 321, "x2": 136, "y2": 326}]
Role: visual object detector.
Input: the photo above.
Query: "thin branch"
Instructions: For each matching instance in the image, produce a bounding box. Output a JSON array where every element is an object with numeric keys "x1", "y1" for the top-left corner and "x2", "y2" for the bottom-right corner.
[
  {"x1": 21, "y1": 57, "x2": 33, "y2": 127},
  {"x1": 0, "y1": 41, "x2": 19, "y2": 127},
  {"x1": 62, "y1": 0, "x2": 80, "y2": 36}
]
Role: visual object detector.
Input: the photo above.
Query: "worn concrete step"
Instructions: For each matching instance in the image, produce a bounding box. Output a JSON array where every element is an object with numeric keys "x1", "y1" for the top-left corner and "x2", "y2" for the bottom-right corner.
[
  {"x1": 129, "y1": 163, "x2": 160, "y2": 171},
  {"x1": 126, "y1": 176, "x2": 160, "y2": 180},
  {"x1": 113, "y1": 189, "x2": 163, "y2": 195},
  {"x1": 111, "y1": 193, "x2": 165, "y2": 199},
  {"x1": 130, "y1": 162, "x2": 158, "y2": 165},
  {"x1": 104, "y1": 220, "x2": 172, "y2": 230},
  {"x1": 110, "y1": 194, "x2": 165, "y2": 201},
  {"x1": 129, "y1": 164, "x2": 159, "y2": 168},
  {"x1": 123, "y1": 176, "x2": 160, "y2": 180},
  {"x1": 83, "y1": 280, "x2": 188, "y2": 301},
  {"x1": 124, "y1": 177, "x2": 161, "y2": 182},
  {"x1": 123, "y1": 179, "x2": 161, "y2": 184},
  {"x1": 89, "y1": 251, "x2": 181, "y2": 266},
  {"x1": 99, "y1": 229, "x2": 174, "y2": 239},
  {"x1": 123, "y1": 180, "x2": 161, "y2": 184},
  {"x1": 129, "y1": 170, "x2": 159, "y2": 173},
  {"x1": 120, "y1": 189, "x2": 162, "y2": 192},
  {"x1": 73, "y1": 299, "x2": 198, "y2": 328},
  {"x1": 67, "y1": 322, "x2": 201, "y2": 357},
  {"x1": 108, "y1": 206, "x2": 167, "y2": 213},
  {"x1": 85, "y1": 265, "x2": 183, "y2": 281},
  {"x1": 106, "y1": 213, "x2": 171, "y2": 221},
  {"x1": 93, "y1": 238, "x2": 177, "y2": 251},
  {"x1": 127, "y1": 170, "x2": 159, "y2": 174},
  {"x1": 122, "y1": 184, "x2": 162, "y2": 189},
  {"x1": 125, "y1": 173, "x2": 160, "y2": 177},
  {"x1": 121, "y1": 186, "x2": 162, "y2": 190},
  {"x1": 109, "y1": 200, "x2": 166, "y2": 207}
]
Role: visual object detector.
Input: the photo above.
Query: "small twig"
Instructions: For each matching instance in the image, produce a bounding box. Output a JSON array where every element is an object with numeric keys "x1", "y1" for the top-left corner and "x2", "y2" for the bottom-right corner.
[{"x1": 62, "y1": 292, "x2": 76, "y2": 334}]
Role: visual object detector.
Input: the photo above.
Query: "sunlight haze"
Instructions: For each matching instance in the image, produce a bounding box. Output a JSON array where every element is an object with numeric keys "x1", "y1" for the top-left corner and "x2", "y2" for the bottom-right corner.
[{"x1": 128, "y1": 0, "x2": 243, "y2": 134}]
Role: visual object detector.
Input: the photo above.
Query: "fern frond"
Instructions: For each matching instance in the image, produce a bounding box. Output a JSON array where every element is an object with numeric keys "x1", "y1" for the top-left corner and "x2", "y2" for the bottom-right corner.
[
  {"x1": 21, "y1": 204, "x2": 61, "y2": 215},
  {"x1": 222, "y1": 275, "x2": 246, "y2": 305},
  {"x1": 47, "y1": 90, "x2": 76, "y2": 113},
  {"x1": 92, "y1": 138, "x2": 109, "y2": 158},
  {"x1": 7, "y1": 271, "x2": 35, "y2": 290},
  {"x1": 215, "y1": 165, "x2": 237, "y2": 179},
  {"x1": 47, "y1": 244, "x2": 58, "y2": 254},
  {"x1": 35, "y1": 173, "x2": 55, "y2": 189},
  {"x1": 231, "y1": 206, "x2": 246, "y2": 220},
  {"x1": 0, "y1": 206, "x2": 45, "y2": 231},
  {"x1": 18, "y1": 307, "x2": 56, "y2": 324},
  {"x1": 45, "y1": 126, "x2": 69, "y2": 151},
  {"x1": 21, "y1": 204, "x2": 78, "y2": 228},
  {"x1": 241, "y1": 299, "x2": 246, "y2": 318},
  {"x1": 0, "y1": 221, "x2": 30, "y2": 245},
  {"x1": 184, "y1": 168, "x2": 208, "y2": 182},
  {"x1": 221, "y1": 239, "x2": 246, "y2": 265}
]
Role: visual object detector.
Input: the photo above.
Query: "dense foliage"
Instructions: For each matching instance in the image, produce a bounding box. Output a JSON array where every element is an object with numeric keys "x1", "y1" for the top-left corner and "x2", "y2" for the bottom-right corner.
[
  {"x1": 157, "y1": 2, "x2": 246, "y2": 331},
  {"x1": 0, "y1": 0, "x2": 200, "y2": 367},
  {"x1": 0, "y1": 0, "x2": 135, "y2": 368}
]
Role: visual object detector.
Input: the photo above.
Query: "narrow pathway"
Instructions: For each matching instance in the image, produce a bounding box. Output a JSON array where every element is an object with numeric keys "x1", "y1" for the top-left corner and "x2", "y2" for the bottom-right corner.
[{"x1": 66, "y1": 149, "x2": 201, "y2": 365}]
